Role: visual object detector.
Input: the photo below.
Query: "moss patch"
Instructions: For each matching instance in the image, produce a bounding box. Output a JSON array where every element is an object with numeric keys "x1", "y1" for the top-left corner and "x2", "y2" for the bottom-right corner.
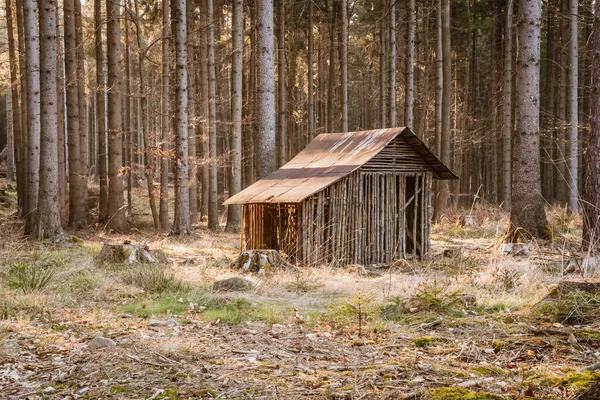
[
  {"x1": 470, "y1": 365, "x2": 506, "y2": 376},
  {"x1": 428, "y1": 387, "x2": 504, "y2": 400}
]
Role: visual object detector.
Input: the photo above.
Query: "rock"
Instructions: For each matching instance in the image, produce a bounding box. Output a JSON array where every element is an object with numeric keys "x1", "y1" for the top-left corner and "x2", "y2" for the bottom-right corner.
[
  {"x1": 86, "y1": 336, "x2": 116, "y2": 351},
  {"x1": 213, "y1": 276, "x2": 256, "y2": 292},
  {"x1": 148, "y1": 319, "x2": 178, "y2": 327},
  {"x1": 499, "y1": 243, "x2": 529, "y2": 256}
]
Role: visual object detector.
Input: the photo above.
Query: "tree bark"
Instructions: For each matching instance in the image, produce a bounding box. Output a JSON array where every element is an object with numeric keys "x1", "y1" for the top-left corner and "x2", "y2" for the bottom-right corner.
[
  {"x1": 199, "y1": 2, "x2": 210, "y2": 217},
  {"x1": 226, "y1": 0, "x2": 243, "y2": 232},
  {"x1": 37, "y1": 0, "x2": 64, "y2": 240},
  {"x1": 5, "y1": 86, "x2": 14, "y2": 182},
  {"x1": 405, "y1": 0, "x2": 415, "y2": 128},
  {"x1": 134, "y1": 0, "x2": 159, "y2": 230},
  {"x1": 277, "y1": 0, "x2": 286, "y2": 166},
  {"x1": 388, "y1": 0, "x2": 396, "y2": 127},
  {"x1": 23, "y1": 0, "x2": 40, "y2": 234},
  {"x1": 95, "y1": 0, "x2": 108, "y2": 223},
  {"x1": 339, "y1": 0, "x2": 348, "y2": 132},
  {"x1": 56, "y1": 4, "x2": 66, "y2": 224},
  {"x1": 171, "y1": 0, "x2": 191, "y2": 235},
  {"x1": 307, "y1": 0, "x2": 314, "y2": 141},
  {"x1": 435, "y1": 0, "x2": 442, "y2": 157},
  {"x1": 567, "y1": 0, "x2": 578, "y2": 212},
  {"x1": 16, "y1": 0, "x2": 29, "y2": 216},
  {"x1": 510, "y1": 0, "x2": 549, "y2": 239},
  {"x1": 187, "y1": 0, "x2": 198, "y2": 225},
  {"x1": 75, "y1": 0, "x2": 88, "y2": 184},
  {"x1": 502, "y1": 0, "x2": 513, "y2": 210},
  {"x1": 106, "y1": 0, "x2": 129, "y2": 232},
  {"x1": 207, "y1": 0, "x2": 220, "y2": 230},
  {"x1": 65, "y1": 0, "x2": 87, "y2": 228},
  {"x1": 159, "y1": 0, "x2": 170, "y2": 230},
  {"x1": 256, "y1": 0, "x2": 276, "y2": 178},
  {"x1": 582, "y1": 0, "x2": 600, "y2": 250}
]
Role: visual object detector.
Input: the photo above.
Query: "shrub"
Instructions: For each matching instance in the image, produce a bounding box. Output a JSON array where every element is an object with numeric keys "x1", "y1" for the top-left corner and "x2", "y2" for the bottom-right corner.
[
  {"x1": 535, "y1": 290, "x2": 600, "y2": 324},
  {"x1": 121, "y1": 265, "x2": 190, "y2": 294},
  {"x1": 4, "y1": 262, "x2": 57, "y2": 294}
]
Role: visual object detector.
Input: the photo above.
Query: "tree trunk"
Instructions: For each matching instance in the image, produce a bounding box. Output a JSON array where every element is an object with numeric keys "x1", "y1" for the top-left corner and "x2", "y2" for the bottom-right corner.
[
  {"x1": 171, "y1": 0, "x2": 191, "y2": 235},
  {"x1": 207, "y1": 0, "x2": 220, "y2": 230},
  {"x1": 379, "y1": 0, "x2": 386, "y2": 128},
  {"x1": 327, "y1": 5, "x2": 337, "y2": 132},
  {"x1": 510, "y1": 0, "x2": 549, "y2": 239},
  {"x1": 187, "y1": 0, "x2": 198, "y2": 225},
  {"x1": 256, "y1": 0, "x2": 276, "y2": 178},
  {"x1": 95, "y1": 0, "x2": 108, "y2": 223},
  {"x1": 134, "y1": 0, "x2": 159, "y2": 230},
  {"x1": 199, "y1": 2, "x2": 210, "y2": 217},
  {"x1": 5, "y1": 86, "x2": 14, "y2": 182},
  {"x1": 582, "y1": 0, "x2": 600, "y2": 250},
  {"x1": 226, "y1": 0, "x2": 243, "y2": 232},
  {"x1": 75, "y1": 0, "x2": 88, "y2": 185},
  {"x1": 6, "y1": 0, "x2": 25, "y2": 214},
  {"x1": 56, "y1": 4, "x2": 66, "y2": 224},
  {"x1": 567, "y1": 0, "x2": 578, "y2": 212},
  {"x1": 65, "y1": 0, "x2": 87, "y2": 228},
  {"x1": 502, "y1": 0, "x2": 513, "y2": 210},
  {"x1": 277, "y1": 0, "x2": 286, "y2": 166},
  {"x1": 435, "y1": 0, "x2": 451, "y2": 219},
  {"x1": 405, "y1": 0, "x2": 415, "y2": 128},
  {"x1": 16, "y1": 0, "x2": 29, "y2": 216},
  {"x1": 435, "y1": 0, "x2": 442, "y2": 157},
  {"x1": 124, "y1": 5, "x2": 133, "y2": 216},
  {"x1": 159, "y1": 0, "x2": 170, "y2": 230},
  {"x1": 339, "y1": 0, "x2": 348, "y2": 132},
  {"x1": 23, "y1": 0, "x2": 40, "y2": 234},
  {"x1": 388, "y1": 0, "x2": 396, "y2": 127},
  {"x1": 307, "y1": 0, "x2": 314, "y2": 141},
  {"x1": 37, "y1": 0, "x2": 64, "y2": 240},
  {"x1": 106, "y1": 0, "x2": 128, "y2": 233}
]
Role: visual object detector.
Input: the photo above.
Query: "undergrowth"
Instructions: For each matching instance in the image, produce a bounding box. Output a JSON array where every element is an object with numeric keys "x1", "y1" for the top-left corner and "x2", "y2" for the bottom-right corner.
[{"x1": 534, "y1": 290, "x2": 600, "y2": 324}]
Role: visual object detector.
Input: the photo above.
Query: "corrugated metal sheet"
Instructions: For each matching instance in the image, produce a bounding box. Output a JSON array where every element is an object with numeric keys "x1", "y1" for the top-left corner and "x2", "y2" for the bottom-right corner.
[{"x1": 224, "y1": 127, "x2": 457, "y2": 205}]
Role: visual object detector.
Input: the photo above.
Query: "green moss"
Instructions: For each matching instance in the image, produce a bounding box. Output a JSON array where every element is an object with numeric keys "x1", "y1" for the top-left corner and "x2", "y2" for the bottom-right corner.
[
  {"x1": 470, "y1": 365, "x2": 506, "y2": 376},
  {"x1": 157, "y1": 389, "x2": 179, "y2": 399},
  {"x1": 110, "y1": 385, "x2": 127, "y2": 394},
  {"x1": 491, "y1": 340, "x2": 508, "y2": 352},
  {"x1": 413, "y1": 336, "x2": 439, "y2": 348},
  {"x1": 576, "y1": 329, "x2": 600, "y2": 340},
  {"x1": 428, "y1": 387, "x2": 504, "y2": 400},
  {"x1": 558, "y1": 371, "x2": 600, "y2": 391}
]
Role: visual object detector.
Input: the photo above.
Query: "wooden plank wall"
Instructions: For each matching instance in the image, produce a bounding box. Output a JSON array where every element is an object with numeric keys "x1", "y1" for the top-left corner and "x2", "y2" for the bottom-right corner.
[{"x1": 298, "y1": 171, "x2": 432, "y2": 266}]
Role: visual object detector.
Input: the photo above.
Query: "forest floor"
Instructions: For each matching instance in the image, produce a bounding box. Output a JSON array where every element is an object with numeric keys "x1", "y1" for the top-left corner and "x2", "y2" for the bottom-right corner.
[{"x1": 1, "y1": 183, "x2": 600, "y2": 399}]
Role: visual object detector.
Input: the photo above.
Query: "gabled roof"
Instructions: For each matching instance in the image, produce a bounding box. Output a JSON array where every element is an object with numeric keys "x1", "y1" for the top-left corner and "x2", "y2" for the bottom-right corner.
[{"x1": 224, "y1": 127, "x2": 457, "y2": 205}]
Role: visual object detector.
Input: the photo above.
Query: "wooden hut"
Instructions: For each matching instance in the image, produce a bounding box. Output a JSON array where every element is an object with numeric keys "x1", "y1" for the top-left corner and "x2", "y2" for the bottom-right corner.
[{"x1": 224, "y1": 127, "x2": 457, "y2": 266}]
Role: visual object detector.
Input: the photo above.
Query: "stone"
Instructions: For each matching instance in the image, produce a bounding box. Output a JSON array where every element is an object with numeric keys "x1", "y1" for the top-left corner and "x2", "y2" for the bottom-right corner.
[
  {"x1": 86, "y1": 336, "x2": 116, "y2": 351},
  {"x1": 213, "y1": 276, "x2": 256, "y2": 292}
]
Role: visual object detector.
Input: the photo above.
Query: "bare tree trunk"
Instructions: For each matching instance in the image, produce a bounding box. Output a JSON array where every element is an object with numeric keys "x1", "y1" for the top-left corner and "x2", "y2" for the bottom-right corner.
[
  {"x1": 199, "y1": 2, "x2": 210, "y2": 217},
  {"x1": 435, "y1": 0, "x2": 451, "y2": 218},
  {"x1": 95, "y1": 0, "x2": 108, "y2": 223},
  {"x1": 502, "y1": 0, "x2": 513, "y2": 210},
  {"x1": 327, "y1": 5, "x2": 337, "y2": 132},
  {"x1": 134, "y1": 0, "x2": 159, "y2": 230},
  {"x1": 6, "y1": 86, "x2": 14, "y2": 182},
  {"x1": 510, "y1": 0, "x2": 549, "y2": 239},
  {"x1": 379, "y1": 0, "x2": 387, "y2": 128},
  {"x1": 582, "y1": 0, "x2": 600, "y2": 250},
  {"x1": 75, "y1": 0, "x2": 88, "y2": 185},
  {"x1": 65, "y1": 0, "x2": 87, "y2": 228},
  {"x1": 226, "y1": 0, "x2": 243, "y2": 232},
  {"x1": 187, "y1": 0, "x2": 198, "y2": 225},
  {"x1": 388, "y1": 0, "x2": 396, "y2": 127},
  {"x1": 171, "y1": 0, "x2": 191, "y2": 235},
  {"x1": 207, "y1": 0, "x2": 220, "y2": 230},
  {"x1": 159, "y1": 0, "x2": 170, "y2": 230},
  {"x1": 106, "y1": 0, "x2": 129, "y2": 232},
  {"x1": 435, "y1": 0, "x2": 442, "y2": 156},
  {"x1": 544, "y1": 0, "x2": 556, "y2": 202},
  {"x1": 23, "y1": 0, "x2": 40, "y2": 234},
  {"x1": 404, "y1": 0, "x2": 415, "y2": 128},
  {"x1": 256, "y1": 0, "x2": 276, "y2": 177},
  {"x1": 56, "y1": 4, "x2": 66, "y2": 224},
  {"x1": 124, "y1": 3, "x2": 134, "y2": 217},
  {"x1": 16, "y1": 0, "x2": 29, "y2": 216},
  {"x1": 307, "y1": 0, "x2": 314, "y2": 141},
  {"x1": 37, "y1": 0, "x2": 64, "y2": 240},
  {"x1": 339, "y1": 0, "x2": 348, "y2": 132},
  {"x1": 277, "y1": 0, "x2": 286, "y2": 166},
  {"x1": 567, "y1": 0, "x2": 578, "y2": 212},
  {"x1": 557, "y1": 0, "x2": 568, "y2": 204}
]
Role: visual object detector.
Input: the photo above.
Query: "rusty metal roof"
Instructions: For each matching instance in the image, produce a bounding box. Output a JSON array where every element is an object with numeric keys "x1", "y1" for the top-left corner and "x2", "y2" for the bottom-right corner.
[{"x1": 224, "y1": 127, "x2": 457, "y2": 205}]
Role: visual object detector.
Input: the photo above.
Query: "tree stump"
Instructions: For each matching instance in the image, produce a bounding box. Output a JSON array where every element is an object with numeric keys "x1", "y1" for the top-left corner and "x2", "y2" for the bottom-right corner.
[
  {"x1": 229, "y1": 249, "x2": 294, "y2": 274},
  {"x1": 97, "y1": 242, "x2": 167, "y2": 264}
]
